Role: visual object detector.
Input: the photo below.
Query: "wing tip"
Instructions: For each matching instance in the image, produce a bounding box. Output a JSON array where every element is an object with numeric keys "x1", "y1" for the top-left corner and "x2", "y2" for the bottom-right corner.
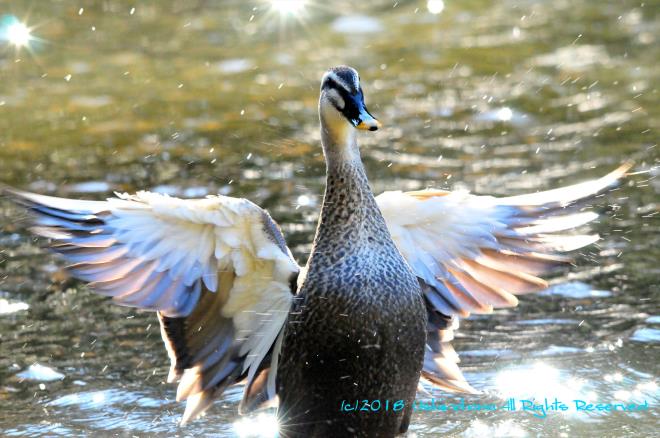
[
  {"x1": 0, "y1": 184, "x2": 34, "y2": 207},
  {"x1": 421, "y1": 372, "x2": 480, "y2": 395},
  {"x1": 611, "y1": 160, "x2": 635, "y2": 178},
  {"x1": 594, "y1": 160, "x2": 634, "y2": 192},
  {"x1": 179, "y1": 391, "x2": 210, "y2": 426}
]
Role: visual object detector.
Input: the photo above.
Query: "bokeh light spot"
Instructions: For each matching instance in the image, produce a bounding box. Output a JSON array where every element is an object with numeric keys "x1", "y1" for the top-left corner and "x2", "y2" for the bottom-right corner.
[{"x1": 427, "y1": 0, "x2": 445, "y2": 14}]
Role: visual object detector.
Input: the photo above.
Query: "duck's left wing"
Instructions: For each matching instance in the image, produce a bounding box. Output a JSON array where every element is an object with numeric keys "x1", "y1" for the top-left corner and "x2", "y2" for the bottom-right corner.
[
  {"x1": 376, "y1": 163, "x2": 631, "y2": 393},
  {"x1": 3, "y1": 187, "x2": 300, "y2": 423}
]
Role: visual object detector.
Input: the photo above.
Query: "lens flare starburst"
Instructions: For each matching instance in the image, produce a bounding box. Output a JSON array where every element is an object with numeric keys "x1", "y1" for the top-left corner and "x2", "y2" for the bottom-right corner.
[
  {"x1": 0, "y1": 14, "x2": 48, "y2": 64},
  {"x1": 270, "y1": 0, "x2": 306, "y2": 15},
  {"x1": 1, "y1": 15, "x2": 36, "y2": 49},
  {"x1": 6, "y1": 21, "x2": 31, "y2": 47},
  {"x1": 257, "y1": 0, "x2": 318, "y2": 43}
]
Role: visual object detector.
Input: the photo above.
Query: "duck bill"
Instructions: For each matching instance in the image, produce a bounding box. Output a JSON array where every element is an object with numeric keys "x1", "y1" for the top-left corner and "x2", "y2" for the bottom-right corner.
[{"x1": 355, "y1": 107, "x2": 382, "y2": 131}]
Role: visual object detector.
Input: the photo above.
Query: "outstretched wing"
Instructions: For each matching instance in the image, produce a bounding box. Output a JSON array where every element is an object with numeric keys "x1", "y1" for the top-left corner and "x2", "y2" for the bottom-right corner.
[
  {"x1": 376, "y1": 163, "x2": 631, "y2": 393},
  {"x1": 3, "y1": 187, "x2": 299, "y2": 423}
]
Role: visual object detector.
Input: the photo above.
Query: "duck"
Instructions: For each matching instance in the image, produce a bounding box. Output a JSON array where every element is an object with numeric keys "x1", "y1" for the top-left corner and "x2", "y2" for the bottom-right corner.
[{"x1": 2, "y1": 65, "x2": 631, "y2": 437}]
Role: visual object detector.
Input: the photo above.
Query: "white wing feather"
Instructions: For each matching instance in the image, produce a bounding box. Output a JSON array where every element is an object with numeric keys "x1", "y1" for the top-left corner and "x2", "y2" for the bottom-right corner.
[
  {"x1": 5, "y1": 188, "x2": 299, "y2": 423},
  {"x1": 376, "y1": 163, "x2": 631, "y2": 393}
]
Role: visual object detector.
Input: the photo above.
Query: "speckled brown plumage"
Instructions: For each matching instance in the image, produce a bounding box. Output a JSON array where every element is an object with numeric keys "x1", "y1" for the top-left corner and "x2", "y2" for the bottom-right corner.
[{"x1": 277, "y1": 155, "x2": 427, "y2": 437}]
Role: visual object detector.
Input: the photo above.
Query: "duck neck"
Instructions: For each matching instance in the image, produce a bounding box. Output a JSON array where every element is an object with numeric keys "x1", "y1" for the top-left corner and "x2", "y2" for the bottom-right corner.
[
  {"x1": 313, "y1": 112, "x2": 382, "y2": 249},
  {"x1": 320, "y1": 111, "x2": 361, "y2": 169}
]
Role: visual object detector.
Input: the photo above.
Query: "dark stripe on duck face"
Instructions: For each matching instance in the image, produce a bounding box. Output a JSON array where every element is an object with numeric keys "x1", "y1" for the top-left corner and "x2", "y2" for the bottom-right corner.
[
  {"x1": 322, "y1": 74, "x2": 353, "y2": 95},
  {"x1": 322, "y1": 78, "x2": 365, "y2": 126},
  {"x1": 340, "y1": 89, "x2": 363, "y2": 126}
]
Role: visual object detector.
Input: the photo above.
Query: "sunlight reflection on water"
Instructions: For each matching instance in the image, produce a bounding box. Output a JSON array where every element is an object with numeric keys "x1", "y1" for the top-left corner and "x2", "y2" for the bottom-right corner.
[
  {"x1": 0, "y1": 297, "x2": 29, "y2": 314},
  {"x1": 233, "y1": 412, "x2": 279, "y2": 437},
  {"x1": 16, "y1": 364, "x2": 65, "y2": 382},
  {"x1": 463, "y1": 419, "x2": 527, "y2": 438},
  {"x1": 494, "y1": 363, "x2": 589, "y2": 408}
]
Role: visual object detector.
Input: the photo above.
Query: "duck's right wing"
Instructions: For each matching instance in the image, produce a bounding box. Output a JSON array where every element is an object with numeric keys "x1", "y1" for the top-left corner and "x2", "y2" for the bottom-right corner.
[
  {"x1": 3, "y1": 188, "x2": 300, "y2": 423},
  {"x1": 377, "y1": 163, "x2": 632, "y2": 394}
]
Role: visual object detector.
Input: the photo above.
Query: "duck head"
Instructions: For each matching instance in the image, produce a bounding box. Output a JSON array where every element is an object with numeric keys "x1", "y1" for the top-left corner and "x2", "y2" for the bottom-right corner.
[
  {"x1": 320, "y1": 66, "x2": 380, "y2": 131},
  {"x1": 319, "y1": 66, "x2": 380, "y2": 163}
]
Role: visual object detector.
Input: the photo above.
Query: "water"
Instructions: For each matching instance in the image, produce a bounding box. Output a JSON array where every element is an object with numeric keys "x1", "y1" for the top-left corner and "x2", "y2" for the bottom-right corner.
[{"x1": 0, "y1": 0, "x2": 657, "y2": 436}]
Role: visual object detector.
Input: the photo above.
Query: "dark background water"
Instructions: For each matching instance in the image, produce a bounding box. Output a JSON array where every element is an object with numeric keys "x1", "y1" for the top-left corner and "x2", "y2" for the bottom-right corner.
[{"x1": 0, "y1": 0, "x2": 658, "y2": 436}]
